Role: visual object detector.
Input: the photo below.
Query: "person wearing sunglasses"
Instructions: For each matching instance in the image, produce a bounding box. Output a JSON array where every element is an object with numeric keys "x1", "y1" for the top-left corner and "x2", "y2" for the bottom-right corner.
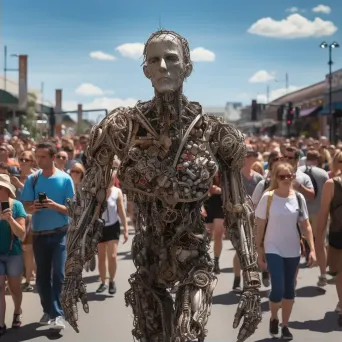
[
  {"x1": 283, "y1": 147, "x2": 315, "y2": 201},
  {"x1": 316, "y1": 150, "x2": 342, "y2": 323},
  {"x1": 55, "y1": 152, "x2": 68, "y2": 172},
  {"x1": 255, "y1": 163, "x2": 316, "y2": 340}
]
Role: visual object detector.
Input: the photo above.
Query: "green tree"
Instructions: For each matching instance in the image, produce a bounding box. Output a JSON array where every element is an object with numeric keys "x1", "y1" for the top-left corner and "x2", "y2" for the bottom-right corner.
[{"x1": 23, "y1": 92, "x2": 38, "y2": 138}]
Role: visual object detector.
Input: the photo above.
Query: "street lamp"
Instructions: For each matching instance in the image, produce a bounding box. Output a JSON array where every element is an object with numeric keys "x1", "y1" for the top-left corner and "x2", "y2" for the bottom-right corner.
[
  {"x1": 3, "y1": 46, "x2": 21, "y2": 91},
  {"x1": 320, "y1": 41, "x2": 340, "y2": 143}
]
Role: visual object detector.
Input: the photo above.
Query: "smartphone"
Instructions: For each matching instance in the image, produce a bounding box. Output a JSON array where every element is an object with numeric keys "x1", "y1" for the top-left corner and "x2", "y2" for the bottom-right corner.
[
  {"x1": 1, "y1": 201, "x2": 10, "y2": 212},
  {"x1": 38, "y1": 192, "x2": 47, "y2": 203}
]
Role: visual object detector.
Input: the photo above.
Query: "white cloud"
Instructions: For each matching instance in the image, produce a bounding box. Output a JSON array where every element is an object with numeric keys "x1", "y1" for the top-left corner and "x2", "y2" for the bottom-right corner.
[
  {"x1": 116, "y1": 42, "x2": 215, "y2": 62},
  {"x1": 249, "y1": 70, "x2": 275, "y2": 83},
  {"x1": 247, "y1": 13, "x2": 337, "y2": 38},
  {"x1": 63, "y1": 97, "x2": 137, "y2": 112},
  {"x1": 190, "y1": 47, "x2": 215, "y2": 62},
  {"x1": 256, "y1": 85, "x2": 305, "y2": 103},
  {"x1": 75, "y1": 83, "x2": 104, "y2": 96},
  {"x1": 116, "y1": 43, "x2": 144, "y2": 60},
  {"x1": 286, "y1": 7, "x2": 305, "y2": 13},
  {"x1": 89, "y1": 51, "x2": 116, "y2": 61},
  {"x1": 286, "y1": 7, "x2": 299, "y2": 13},
  {"x1": 312, "y1": 5, "x2": 331, "y2": 14}
]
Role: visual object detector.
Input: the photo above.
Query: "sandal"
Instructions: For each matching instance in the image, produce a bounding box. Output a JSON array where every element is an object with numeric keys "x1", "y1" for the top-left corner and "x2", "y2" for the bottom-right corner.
[
  {"x1": 12, "y1": 309, "x2": 22, "y2": 328},
  {"x1": 0, "y1": 325, "x2": 7, "y2": 336}
]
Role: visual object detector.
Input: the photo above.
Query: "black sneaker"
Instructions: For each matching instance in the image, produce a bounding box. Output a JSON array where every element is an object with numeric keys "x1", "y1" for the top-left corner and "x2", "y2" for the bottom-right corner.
[
  {"x1": 281, "y1": 326, "x2": 293, "y2": 340},
  {"x1": 262, "y1": 271, "x2": 270, "y2": 287},
  {"x1": 213, "y1": 260, "x2": 220, "y2": 274},
  {"x1": 232, "y1": 277, "x2": 241, "y2": 293},
  {"x1": 0, "y1": 325, "x2": 7, "y2": 336},
  {"x1": 269, "y1": 318, "x2": 279, "y2": 337},
  {"x1": 108, "y1": 281, "x2": 116, "y2": 295},
  {"x1": 96, "y1": 283, "x2": 107, "y2": 293}
]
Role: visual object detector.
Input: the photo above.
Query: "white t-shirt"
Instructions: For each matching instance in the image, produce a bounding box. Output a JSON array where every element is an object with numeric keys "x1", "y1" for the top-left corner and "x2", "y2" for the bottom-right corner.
[
  {"x1": 255, "y1": 191, "x2": 309, "y2": 258},
  {"x1": 101, "y1": 187, "x2": 120, "y2": 226}
]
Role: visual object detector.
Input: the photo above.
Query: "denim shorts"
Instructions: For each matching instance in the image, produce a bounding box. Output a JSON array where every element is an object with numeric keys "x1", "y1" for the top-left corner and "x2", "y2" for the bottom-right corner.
[{"x1": 0, "y1": 254, "x2": 23, "y2": 277}]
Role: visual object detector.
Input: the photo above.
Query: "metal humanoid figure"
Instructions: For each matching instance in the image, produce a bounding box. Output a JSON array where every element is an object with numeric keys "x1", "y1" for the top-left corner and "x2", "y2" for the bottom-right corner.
[{"x1": 61, "y1": 30, "x2": 261, "y2": 342}]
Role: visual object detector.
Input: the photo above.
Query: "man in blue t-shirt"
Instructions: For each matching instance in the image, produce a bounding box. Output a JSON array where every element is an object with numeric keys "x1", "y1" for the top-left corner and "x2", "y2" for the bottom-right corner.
[{"x1": 21, "y1": 142, "x2": 74, "y2": 331}]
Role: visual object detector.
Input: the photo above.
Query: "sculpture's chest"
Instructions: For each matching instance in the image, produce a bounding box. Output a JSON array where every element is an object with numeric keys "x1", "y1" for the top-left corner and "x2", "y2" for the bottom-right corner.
[{"x1": 117, "y1": 116, "x2": 218, "y2": 205}]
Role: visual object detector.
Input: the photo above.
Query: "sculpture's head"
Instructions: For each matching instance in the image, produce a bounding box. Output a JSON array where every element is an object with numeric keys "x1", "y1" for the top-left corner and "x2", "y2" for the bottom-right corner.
[{"x1": 143, "y1": 30, "x2": 193, "y2": 94}]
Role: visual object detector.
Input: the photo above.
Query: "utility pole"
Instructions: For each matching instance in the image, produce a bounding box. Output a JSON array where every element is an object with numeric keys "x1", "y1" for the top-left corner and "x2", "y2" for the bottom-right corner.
[
  {"x1": 3, "y1": 46, "x2": 20, "y2": 91},
  {"x1": 285, "y1": 73, "x2": 289, "y2": 93}
]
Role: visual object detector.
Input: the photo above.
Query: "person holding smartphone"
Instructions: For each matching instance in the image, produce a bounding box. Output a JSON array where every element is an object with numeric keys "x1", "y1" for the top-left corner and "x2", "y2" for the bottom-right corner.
[
  {"x1": 0, "y1": 174, "x2": 26, "y2": 335},
  {"x1": 21, "y1": 142, "x2": 74, "y2": 331}
]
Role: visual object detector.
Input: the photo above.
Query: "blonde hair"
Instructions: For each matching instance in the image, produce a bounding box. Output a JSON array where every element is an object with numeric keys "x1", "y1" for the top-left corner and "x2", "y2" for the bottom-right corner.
[
  {"x1": 70, "y1": 162, "x2": 86, "y2": 179},
  {"x1": 252, "y1": 161, "x2": 264, "y2": 175},
  {"x1": 267, "y1": 162, "x2": 294, "y2": 191}
]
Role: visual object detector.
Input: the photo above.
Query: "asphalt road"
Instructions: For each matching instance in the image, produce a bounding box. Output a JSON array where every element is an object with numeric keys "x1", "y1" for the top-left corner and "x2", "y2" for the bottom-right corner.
[{"x1": 2, "y1": 236, "x2": 341, "y2": 342}]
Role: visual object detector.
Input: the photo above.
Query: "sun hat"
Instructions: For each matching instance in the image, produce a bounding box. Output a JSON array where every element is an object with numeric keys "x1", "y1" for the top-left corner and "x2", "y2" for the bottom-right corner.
[{"x1": 0, "y1": 174, "x2": 16, "y2": 199}]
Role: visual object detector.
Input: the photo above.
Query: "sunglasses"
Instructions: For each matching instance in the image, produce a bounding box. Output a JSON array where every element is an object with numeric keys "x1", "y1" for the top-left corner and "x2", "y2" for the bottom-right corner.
[
  {"x1": 57, "y1": 155, "x2": 67, "y2": 160},
  {"x1": 278, "y1": 174, "x2": 294, "y2": 181},
  {"x1": 71, "y1": 170, "x2": 82, "y2": 174},
  {"x1": 272, "y1": 157, "x2": 284, "y2": 162},
  {"x1": 284, "y1": 156, "x2": 296, "y2": 160},
  {"x1": 19, "y1": 158, "x2": 32, "y2": 163},
  {"x1": 63, "y1": 147, "x2": 73, "y2": 152}
]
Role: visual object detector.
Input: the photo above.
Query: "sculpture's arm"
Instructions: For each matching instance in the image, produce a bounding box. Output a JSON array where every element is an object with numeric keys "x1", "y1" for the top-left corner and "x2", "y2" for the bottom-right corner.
[
  {"x1": 210, "y1": 118, "x2": 261, "y2": 342},
  {"x1": 61, "y1": 107, "x2": 133, "y2": 332}
]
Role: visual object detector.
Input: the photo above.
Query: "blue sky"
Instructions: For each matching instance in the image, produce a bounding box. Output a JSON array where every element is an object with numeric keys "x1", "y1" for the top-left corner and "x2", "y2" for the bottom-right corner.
[{"x1": 2, "y1": 0, "x2": 342, "y2": 119}]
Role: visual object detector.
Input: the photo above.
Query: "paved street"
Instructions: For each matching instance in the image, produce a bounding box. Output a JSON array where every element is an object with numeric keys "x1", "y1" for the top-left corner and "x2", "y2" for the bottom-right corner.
[{"x1": 2, "y1": 235, "x2": 341, "y2": 342}]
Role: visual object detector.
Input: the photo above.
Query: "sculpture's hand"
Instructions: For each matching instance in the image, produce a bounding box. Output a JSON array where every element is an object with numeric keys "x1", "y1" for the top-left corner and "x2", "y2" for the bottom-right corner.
[
  {"x1": 233, "y1": 288, "x2": 261, "y2": 342},
  {"x1": 61, "y1": 255, "x2": 89, "y2": 333}
]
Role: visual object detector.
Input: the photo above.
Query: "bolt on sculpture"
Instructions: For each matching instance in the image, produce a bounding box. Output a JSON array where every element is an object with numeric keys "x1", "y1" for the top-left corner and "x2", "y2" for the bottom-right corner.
[{"x1": 61, "y1": 30, "x2": 261, "y2": 342}]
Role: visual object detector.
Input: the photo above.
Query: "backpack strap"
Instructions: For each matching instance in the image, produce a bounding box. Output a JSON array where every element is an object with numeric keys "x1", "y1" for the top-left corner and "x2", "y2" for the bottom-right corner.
[
  {"x1": 31, "y1": 170, "x2": 41, "y2": 197},
  {"x1": 262, "y1": 190, "x2": 274, "y2": 244},
  {"x1": 295, "y1": 191, "x2": 304, "y2": 238},
  {"x1": 266, "y1": 190, "x2": 274, "y2": 221}
]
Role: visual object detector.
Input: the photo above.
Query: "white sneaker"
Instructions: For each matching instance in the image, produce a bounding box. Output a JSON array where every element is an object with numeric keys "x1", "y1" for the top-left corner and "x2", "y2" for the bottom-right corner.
[
  {"x1": 335, "y1": 303, "x2": 341, "y2": 313},
  {"x1": 51, "y1": 316, "x2": 66, "y2": 330},
  {"x1": 39, "y1": 313, "x2": 51, "y2": 325}
]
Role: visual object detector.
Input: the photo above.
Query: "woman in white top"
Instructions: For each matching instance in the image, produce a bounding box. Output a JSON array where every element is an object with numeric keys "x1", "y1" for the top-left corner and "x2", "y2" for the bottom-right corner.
[
  {"x1": 255, "y1": 162, "x2": 316, "y2": 340},
  {"x1": 96, "y1": 172, "x2": 129, "y2": 295}
]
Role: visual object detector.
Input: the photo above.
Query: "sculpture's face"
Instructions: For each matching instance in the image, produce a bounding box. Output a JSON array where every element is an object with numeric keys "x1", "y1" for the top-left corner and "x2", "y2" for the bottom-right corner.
[{"x1": 143, "y1": 34, "x2": 186, "y2": 93}]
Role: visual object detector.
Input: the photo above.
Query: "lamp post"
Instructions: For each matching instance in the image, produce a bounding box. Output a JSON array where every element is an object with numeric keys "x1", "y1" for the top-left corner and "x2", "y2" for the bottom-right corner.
[
  {"x1": 320, "y1": 41, "x2": 339, "y2": 143},
  {"x1": 3, "y1": 46, "x2": 21, "y2": 91}
]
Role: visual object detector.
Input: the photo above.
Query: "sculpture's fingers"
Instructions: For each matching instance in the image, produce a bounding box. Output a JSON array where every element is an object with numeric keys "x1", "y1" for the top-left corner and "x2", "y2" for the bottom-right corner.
[
  {"x1": 79, "y1": 280, "x2": 89, "y2": 313},
  {"x1": 233, "y1": 295, "x2": 246, "y2": 329}
]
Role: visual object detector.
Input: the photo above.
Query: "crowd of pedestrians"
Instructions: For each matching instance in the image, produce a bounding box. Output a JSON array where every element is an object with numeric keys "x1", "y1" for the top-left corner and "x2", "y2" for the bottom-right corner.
[{"x1": 0, "y1": 132, "x2": 341, "y2": 341}]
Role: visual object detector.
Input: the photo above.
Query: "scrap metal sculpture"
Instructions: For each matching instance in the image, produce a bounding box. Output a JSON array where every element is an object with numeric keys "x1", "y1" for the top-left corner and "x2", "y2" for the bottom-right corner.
[{"x1": 61, "y1": 30, "x2": 261, "y2": 342}]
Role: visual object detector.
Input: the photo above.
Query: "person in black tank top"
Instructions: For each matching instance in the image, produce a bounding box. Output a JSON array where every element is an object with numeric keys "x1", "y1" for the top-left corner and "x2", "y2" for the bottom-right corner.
[
  {"x1": 203, "y1": 173, "x2": 224, "y2": 274},
  {"x1": 316, "y1": 164, "x2": 342, "y2": 325}
]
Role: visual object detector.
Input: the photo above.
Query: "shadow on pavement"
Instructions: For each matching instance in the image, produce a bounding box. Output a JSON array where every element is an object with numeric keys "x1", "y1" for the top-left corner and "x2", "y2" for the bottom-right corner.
[
  {"x1": 87, "y1": 291, "x2": 113, "y2": 302},
  {"x1": 1, "y1": 323, "x2": 62, "y2": 342},
  {"x1": 212, "y1": 291, "x2": 240, "y2": 305},
  {"x1": 254, "y1": 338, "x2": 276, "y2": 342},
  {"x1": 220, "y1": 267, "x2": 233, "y2": 273},
  {"x1": 83, "y1": 275, "x2": 99, "y2": 284},
  {"x1": 289, "y1": 311, "x2": 342, "y2": 333},
  {"x1": 260, "y1": 301, "x2": 270, "y2": 312},
  {"x1": 295, "y1": 286, "x2": 326, "y2": 298}
]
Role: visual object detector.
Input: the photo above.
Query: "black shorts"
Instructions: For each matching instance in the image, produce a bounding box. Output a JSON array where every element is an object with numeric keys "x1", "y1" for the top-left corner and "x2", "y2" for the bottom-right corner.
[
  {"x1": 99, "y1": 221, "x2": 120, "y2": 243},
  {"x1": 204, "y1": 194, "x2": 224, "y2": 223}
]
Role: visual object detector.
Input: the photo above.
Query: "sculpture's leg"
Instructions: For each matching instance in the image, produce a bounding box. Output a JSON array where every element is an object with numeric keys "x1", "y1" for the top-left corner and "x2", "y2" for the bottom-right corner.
[
  {"x1": 125, "y1": 232, "x2": 174, "y2": 342},
  {"x1": 174, "y1": 252, "x2": 217, "y2": 342}
]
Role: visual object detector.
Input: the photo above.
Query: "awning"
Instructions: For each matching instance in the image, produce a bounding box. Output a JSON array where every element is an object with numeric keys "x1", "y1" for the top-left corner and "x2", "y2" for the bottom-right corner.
[
  {"x1": 300, "y1": 106, "x2": 321, "y2": 117},
  {"x1": 320, "y1": 102, "x2": 342, "y2": 115}
]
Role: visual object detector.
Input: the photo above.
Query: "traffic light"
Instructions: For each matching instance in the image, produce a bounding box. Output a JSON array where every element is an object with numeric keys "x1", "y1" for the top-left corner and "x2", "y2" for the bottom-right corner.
[
  {"x1": 295, "y1": 107, "x2": 300, "y2": 120},
  {"x1": 251, "y1": 99, "x2": 257, "y2": 121},
  {"x1": 287, "y1": 102, "x2": 294, "y2": 125}
]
